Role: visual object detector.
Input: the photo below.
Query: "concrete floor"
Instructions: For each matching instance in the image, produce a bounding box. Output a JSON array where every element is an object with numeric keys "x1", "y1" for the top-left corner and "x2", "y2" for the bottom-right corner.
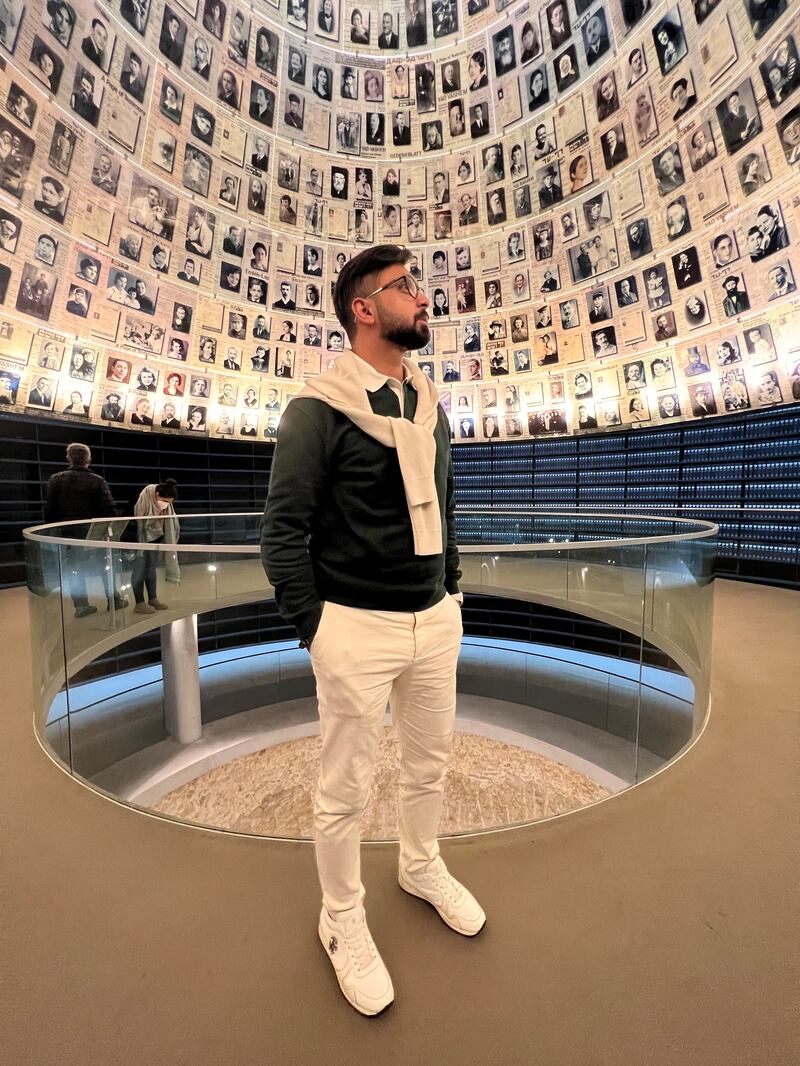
[{"x1": 4, "y1": 580, "x2": 799, "y2": 1066}]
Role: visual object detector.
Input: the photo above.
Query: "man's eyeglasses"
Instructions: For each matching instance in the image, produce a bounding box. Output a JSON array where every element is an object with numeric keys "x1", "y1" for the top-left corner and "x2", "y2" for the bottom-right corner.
[{"x1": 362, "y1": 273, "x2": 420, "y2": 301}]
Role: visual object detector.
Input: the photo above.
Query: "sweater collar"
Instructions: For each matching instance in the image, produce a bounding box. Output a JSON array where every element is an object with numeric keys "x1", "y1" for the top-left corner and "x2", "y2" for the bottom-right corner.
[{"x1": 350, "y1": 348, "x2": 414, "y2": 394}]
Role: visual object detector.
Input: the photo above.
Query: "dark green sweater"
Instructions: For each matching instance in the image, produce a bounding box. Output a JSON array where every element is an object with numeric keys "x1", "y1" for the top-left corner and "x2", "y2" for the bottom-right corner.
[{"x1": 260, "y1": 380, "x2": 461, "y2": 642}]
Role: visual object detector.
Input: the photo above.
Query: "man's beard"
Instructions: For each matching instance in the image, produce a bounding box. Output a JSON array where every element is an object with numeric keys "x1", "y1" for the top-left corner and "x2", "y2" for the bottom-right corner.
[{"x1": 380, "y1": 310, "x2": 430, "y2": 351}]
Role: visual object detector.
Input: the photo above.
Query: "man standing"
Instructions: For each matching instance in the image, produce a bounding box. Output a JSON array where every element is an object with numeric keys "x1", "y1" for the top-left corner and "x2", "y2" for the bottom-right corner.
[
  {"x1": 261, "y1": 245, "x2": 484, "y2": 1017},
  {"x1": 45, "y1": 443, "x2": 126, "y2": 615}
]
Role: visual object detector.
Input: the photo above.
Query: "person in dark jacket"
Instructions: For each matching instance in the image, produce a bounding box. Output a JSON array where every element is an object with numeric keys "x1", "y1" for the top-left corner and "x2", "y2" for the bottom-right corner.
[
  {"x1": 44, "y1": 443, "x2": 127, "y2": 615},
  {"x1": 261, "y1": 245, "x2": 484, "y2": 1019}
]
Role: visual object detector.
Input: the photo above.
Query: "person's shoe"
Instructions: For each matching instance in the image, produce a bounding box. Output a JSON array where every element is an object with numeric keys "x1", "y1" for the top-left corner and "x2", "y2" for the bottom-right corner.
[
  {"x1": 318, "y1": 905, "x2": 394, "y2": 1016},
  {"x1": 149, "y1": 599, "x2": 169, "y2": 610},
  {"x1": 399, "y1": 857, "x2": 486, "y2": 936},
  {"x1": 74, "y1": 605, "x2": 98, "y2": 619},
  {"x1": 133, "y1": 602, "x2": 156, "y2": 615},
  {"x1": 108, "y1": 595, "x2": 129, "y2": 610}
]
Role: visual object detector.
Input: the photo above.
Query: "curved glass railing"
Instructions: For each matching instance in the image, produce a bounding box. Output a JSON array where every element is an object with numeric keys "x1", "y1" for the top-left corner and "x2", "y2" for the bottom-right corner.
[{"x1": 24, "y1": 511, "x2": 716, "y2": 836}]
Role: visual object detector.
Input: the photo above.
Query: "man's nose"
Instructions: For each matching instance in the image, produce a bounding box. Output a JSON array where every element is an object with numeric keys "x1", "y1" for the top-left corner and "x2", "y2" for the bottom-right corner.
[{"x1": 416, "y1": 289, "x2": 430, "y2": 309}]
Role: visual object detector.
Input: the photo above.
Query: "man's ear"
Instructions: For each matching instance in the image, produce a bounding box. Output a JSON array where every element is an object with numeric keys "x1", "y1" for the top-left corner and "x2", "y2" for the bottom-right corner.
[{"x1": 351, "y1": 298, "x2": 374, "y2": 329}]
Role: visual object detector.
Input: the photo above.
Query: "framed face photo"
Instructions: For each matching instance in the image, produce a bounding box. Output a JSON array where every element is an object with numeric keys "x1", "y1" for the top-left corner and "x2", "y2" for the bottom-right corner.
[
  {"x1": 181, "y1": 145, "x2": 211, "y2": 196},
  {"x1": 29, "y1": 37, "x2": 65, "y2": 94},
  {"x1": 33, "y1": 232, "x2": 57, "y2": 266},
  {"x1": 254, "y1": 26, "x2": 279, "y2": 73},
  {"x1": 626, "y1": 45, "x2": 647, "y2": 87},
  {"x1": 518, "y1": 17, "x2": 541, "y2": 64},
  {"x1": 226, "y1": 7, "x2": 250, "y2": 65},
  {"x1": 160, "y1": 78, "x2": 184, "y2": 123},
  {"x1": 41, "y1": 0, "x2": 76, "y2": 49},
  {"x1": 69, "y1": 64, "x2": 103, "y2": 127},
  {"x1": 218, "y1": 172, "x2": 240, "y2": 208},
  {"x1": 315, "y1": 0, "x2": 339, "y2": 40},
  {"x1": 644, "y1": 264, "x2": 672, "y2": 310},
  {"x1": 672, "y1": 246, "x2": 702, "y2": 289},
  {"x1": 652, "y1": 7, "x2": 687, "y2": 76},
  {"x1": 119, "y1": 0, "x2": 152, "y2": 36},
  {"x1": 80, "y1": 15, "x2": 115, "y2": 74},
  {"x1": 525, "y1": 66, "x2": 550, "y2": 113},
  {"x1": 0, "y1": 209, "x2": 20, "y2": 253},
  {"x1": 760, "y1": 36, "x2": 800, "y2": 109},
  {"x1": 744, "y1": 201, "x2": 789, "y2": 263},
  {"x1": 716, "y1": 79, "x2": 763, "y2": 156},
  {"x1": 5, "y1": 82, "x2": 36, "y2": 128},
  {"x1": 554, "y1": 44, "x2": 579, "y2": 94},
  {"x1": 684, "y1": 292, "x2": 709, "y2": 328},
  {"x1": 151, "y1": 127, "x2": 176, "y2": 173},
  {"x1": 68, "y1": 343, "x2": 98, "y2": 381},
  {"x1": 26, "y1": 373, "x2": 56, "y2": 409},
  {"x1": 33, "y1": 175, "x2": 69, "y2": 225},
  {"x1": 582, "y1": 9, "x2": 610, "y2": 67},
  {"x1": 652, "y1": 310, "x2": 677, "y2": 340}
]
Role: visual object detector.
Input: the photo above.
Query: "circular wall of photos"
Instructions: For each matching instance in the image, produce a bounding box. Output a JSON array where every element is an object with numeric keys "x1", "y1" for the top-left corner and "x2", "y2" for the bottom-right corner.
[{"x1": 0, "y1": 0, "x2": 798, "y2": 441}]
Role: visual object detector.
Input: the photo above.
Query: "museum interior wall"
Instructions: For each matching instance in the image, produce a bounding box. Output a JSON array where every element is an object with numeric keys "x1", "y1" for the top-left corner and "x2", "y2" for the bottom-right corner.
[
  {"x1": 0, "y1": 0, "x2": 797, "y2": 443},
  {"x1": 0, "y1": 0, "x2": 799, "y2": 587}
]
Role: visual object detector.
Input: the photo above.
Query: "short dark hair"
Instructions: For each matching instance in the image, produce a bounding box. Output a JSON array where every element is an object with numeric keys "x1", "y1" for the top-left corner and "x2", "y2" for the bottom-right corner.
[
  {"x1": 66, "y1": 442, "x2": 90, "y2": 467},
  {"x1": 332, "y1": 243, "x2": 410, "y2": 338},
  {"x1": 155, "y1": 478, "x2": 178, "y2": 499}
]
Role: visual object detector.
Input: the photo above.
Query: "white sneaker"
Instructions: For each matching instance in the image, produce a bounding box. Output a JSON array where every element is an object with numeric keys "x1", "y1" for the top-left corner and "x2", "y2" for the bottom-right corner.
[
  {"x1": 399, "y1": 857, "x2": 486, "y2": 936},
  {"x1": 318, "y1": 905, "x2": 394, "y2": 1016}
]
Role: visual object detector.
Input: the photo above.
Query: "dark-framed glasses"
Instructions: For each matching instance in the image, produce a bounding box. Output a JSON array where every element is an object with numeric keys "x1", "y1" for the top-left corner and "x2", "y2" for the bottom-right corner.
[{"x1": 362, "y1": 273, "x2": 420, "y2": 301}]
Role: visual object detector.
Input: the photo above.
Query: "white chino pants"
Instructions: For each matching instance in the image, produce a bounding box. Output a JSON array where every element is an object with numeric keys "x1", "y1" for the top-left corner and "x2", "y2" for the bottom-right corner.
[{"x1": 309, "y1": 594, "x2": 463, "y2": 916}]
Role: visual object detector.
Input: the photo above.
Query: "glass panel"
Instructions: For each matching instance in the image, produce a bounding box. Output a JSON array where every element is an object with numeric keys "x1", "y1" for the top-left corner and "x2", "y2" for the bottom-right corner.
[
  {"x1": 25, "y1": 536, "x2": 71, "y2": 770},
  {"x1": 24, "y1": 512, "x2": 717, "y2": 837}
]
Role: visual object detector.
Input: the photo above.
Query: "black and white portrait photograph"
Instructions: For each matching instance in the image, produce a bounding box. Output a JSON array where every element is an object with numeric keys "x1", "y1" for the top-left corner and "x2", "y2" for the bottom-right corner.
[
  {"x1": 33, "y1": 174, "x2": 68, "y2": 224},
  {"x1": 546, "y1": 0, "x2": 570, "y2": 50},
  {"x1": 672, "y1": 246, "x2": 702, "y2": 289},
  {"x1": 684, "y1": 292, "x2": 709, "y2": 328},
  {"x1": 688, "y1": 382, "x2": 717, "y2": 418},
  {"x1": 657, "y1": 393, "x2": 681, "y2": 419},
  {"x1": 595, "y1": 71, "x2": 620, "y2": 121},
  {"x1": 25, "y1": 373, "x2": 56, "y2": 409},
  {"x1": 65, "y1": 283, "x2": 91, "y2": 317},
  {"x1": 315, "y1": 0, "x2": 339, "y2": 40},
  {"x1": 766, "y1": 259, "x2": 796, "y2": 301},
  {"x1": 720, "y1": 273, "x2": 750, "y2": 317},
  {"x1": 653, "y1": 143, "x2": 685, "y2": 196},
  {"x1": 81, "y1": 15, "x2": 115, "y2": 73},
  {"x1": 128, "y1": 175, "x2": 176, "y2": 241},
  {"x1": 5, "y1": 83, "x2": 35, "y2": 129},
  {"x1": 350, "y1": 6, "x2": 370, "y2": 43},
  {"x1": 632, "y1": 86, "x2": 658, "y2": 147},
  {"x1": 254, "y1": 26, "x2": 278, "y2": 73},
  {"x1": 249, "y1": 84, "x2": 275, "y2": 127},
  {"x1": 744, "y1": 322, "x2": 777, "y2": 363},
  {"x1": 33, "y1": 232, "x2": 57, "y2": 266},
  {"x1": 158, "y1": 7, "x2": 186, "y2": 67},
  {"x1": 653, "y1": 310, "x2": 677, "y2": 341},
  {"x1": 0, "y1": 369, "x2": 21, "y2": 405},
  {"x1": 744, "y1": 0, "x2": 788, "y2": 39},
  {"x1": 760, "y1": 36, "x2": 800, "y2": 109},
  {"x1": 432, "y1": 0, "x2": 457, "y2": 38},
  {"x1": 28, "y1": 37, "x2": 64, "y2": 93},
  {"x1": 41, "y1": 0, "x2": 76, "y2": 48},
  {"x1": 216, "y1": 67, "x2": 241, "y2": 110},
  {"x1": 615, "y1": 275, "x2": 639, "y2": 306},
  {"x1": 492, "y1": 25, "x2": 516, "y2": 77},
  {"x1": 778, "y1": 105, "x2": 800, "y2": 165},
  {"x1": 737, "y1": 148, "x2": 771, "y2": 197},
  {"x1": 582, "y1": 9, "x2": 610, "y2": 67},
  {"x1": 0, "y1": 209, "x2": 20, "y2": 253},
  {"x1": 526, "y1": 66, "x2": 549, "y2": 113},
  {"x1": 601, "y1": 124, "x2": 628, "y2": 170},
  {"x1": 665, "y1": 196, "x2": 691, "y2": 241},
  {"x1": 365, "y1": 70, "x2": 383, "y2": 102},
  {"x1": 405, "y1": 0, "x2": 426, "y2": 47},
  {"x1": 554, "y1": 44, "x2": 579, "y2": 94},
  {"x1": 652, "y1": 7, "x2": 687, "y2": 75},
  {"x1": 70, "y1": 65, "x2": 103, "y2": 126},
  {"x1": 48, "y1": 123, "x2": 76, "y2": 176},
  {"x1": 716, "y1": 79, "x2": 763, "y2": 155},
  {"x1": 645, "y1": 264, "x2": 671, "y2": 310},
  {"x1": 159, "y1": 78, "x2": 184, "y2": 123},
  {"x1": 744, "y1": 201, "x2": 789, "y2": 262},
  {"x1": 711, "y1": 231, "x2": 739, "y2": 269},
  {"x1": 626, "y1": 45, "x2": 647, "y2": 86},
  {"x1": 119, "y1": 0, "x2": 151, "y2": 36},
  {"x1": 16, "y1": 262, "x2": 56, "y2": 321},
  {"x1": 226, "y1": 7, "x2": 250, "y2": 65}
]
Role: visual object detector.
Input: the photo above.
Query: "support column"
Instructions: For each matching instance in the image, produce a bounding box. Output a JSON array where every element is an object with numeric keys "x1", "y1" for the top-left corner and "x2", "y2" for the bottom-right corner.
[{"x1": 160, "y1": 615, "x2": 202, "y2": 744}]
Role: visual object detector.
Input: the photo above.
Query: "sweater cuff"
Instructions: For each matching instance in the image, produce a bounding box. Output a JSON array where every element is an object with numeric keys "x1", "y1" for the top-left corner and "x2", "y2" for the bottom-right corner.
[{"x1": 296, "y1": 602, "x2": 323, "y2": 644}]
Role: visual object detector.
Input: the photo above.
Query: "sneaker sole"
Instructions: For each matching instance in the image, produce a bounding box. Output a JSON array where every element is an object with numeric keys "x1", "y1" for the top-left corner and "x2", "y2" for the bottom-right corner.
[
  {"x1": 398, "y1": 877, "x2": 486, "y2": 937},
  {"x1": 317, "y1": 924, "x2": 394, "y2": 1017}
]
